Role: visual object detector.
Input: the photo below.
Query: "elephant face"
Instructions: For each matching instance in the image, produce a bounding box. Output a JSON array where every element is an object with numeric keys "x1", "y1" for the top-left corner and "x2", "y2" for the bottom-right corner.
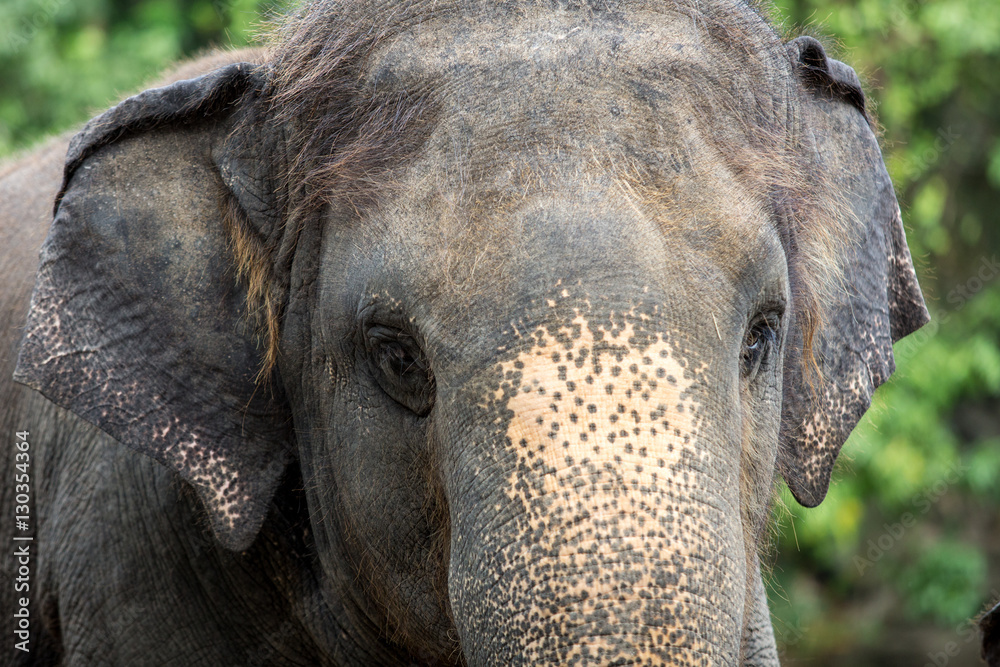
[
  {"x1": 14, "y1": 1, "x2": 928, "y2": 664},
  {"x1": 313, "y1": 191, "x2": 788, "y2": 661}
]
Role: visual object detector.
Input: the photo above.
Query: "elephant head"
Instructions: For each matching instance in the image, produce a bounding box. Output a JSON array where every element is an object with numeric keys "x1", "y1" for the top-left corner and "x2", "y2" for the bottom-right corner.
[{"x1": 14, "y1": 0, "x2": 927, "y2": 664}]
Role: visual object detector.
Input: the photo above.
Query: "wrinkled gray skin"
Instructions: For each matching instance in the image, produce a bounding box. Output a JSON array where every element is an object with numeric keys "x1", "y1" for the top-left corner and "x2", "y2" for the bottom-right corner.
[{"x1": 1, "y1": 1, "x2": 928, "y2": 665}]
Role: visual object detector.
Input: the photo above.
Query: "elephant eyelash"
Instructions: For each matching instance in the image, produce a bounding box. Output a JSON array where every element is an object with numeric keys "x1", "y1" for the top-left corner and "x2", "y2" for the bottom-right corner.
[
  {"x1": 376, "y1": 339, "x2": 421, "y2": 377},
  {"x1": 368, "y1": 327, "x2": 425, "y2": 375},
  {"x1": 741, "y1": 316, "x2": 778, "y2": 381}
]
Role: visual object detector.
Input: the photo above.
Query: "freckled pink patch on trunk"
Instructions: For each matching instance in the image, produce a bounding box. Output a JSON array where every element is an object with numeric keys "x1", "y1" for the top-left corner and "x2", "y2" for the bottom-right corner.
[
  {"x1": 481, "y1": 301, "x2": 741, "y2": 665},
  {"x1": 500, "y1": 314, "x2": 703, "y2": 493}
]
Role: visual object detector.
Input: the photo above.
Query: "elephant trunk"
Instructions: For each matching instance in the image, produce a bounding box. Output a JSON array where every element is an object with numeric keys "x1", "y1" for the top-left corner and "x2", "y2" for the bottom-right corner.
[{"x1": 445, "y1": 313, "x2": 749, "y2": 665}]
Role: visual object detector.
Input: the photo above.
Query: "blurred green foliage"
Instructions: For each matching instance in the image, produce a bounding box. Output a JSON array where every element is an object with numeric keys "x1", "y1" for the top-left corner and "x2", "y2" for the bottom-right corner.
[
  {"x1": 1, "y1": 0, "x2": 998, "y2": 664},
  {"x1": 0, "y1": 0, "x2": 287, "y2": 155}
]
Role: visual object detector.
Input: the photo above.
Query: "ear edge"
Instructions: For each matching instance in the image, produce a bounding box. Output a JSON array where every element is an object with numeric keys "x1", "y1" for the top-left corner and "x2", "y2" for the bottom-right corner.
[
  {"x1": 888, "y1": 205, "x2": 932, "y2": 341},
  {"x1": 779, "y1": 374, "x2": 880, "y2": 508},
  {"x1": 56, "y1": 62, "x2": 264, "y2": 214},
  {"x1": 786, "y1": 36, "x2": 869, "y2": 125}
]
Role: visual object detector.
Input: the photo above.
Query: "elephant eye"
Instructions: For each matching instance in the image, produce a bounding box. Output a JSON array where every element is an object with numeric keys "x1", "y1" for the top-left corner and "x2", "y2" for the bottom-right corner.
[
  {"x1": 367, "y1": 326, "x2": 436, "y2": 415},
  {"x1": 376, "y1": 337, "x2": 420, "y2": 377},
  {"x1": 741, "y1": 315, "x2": 778, "y2": 381}
]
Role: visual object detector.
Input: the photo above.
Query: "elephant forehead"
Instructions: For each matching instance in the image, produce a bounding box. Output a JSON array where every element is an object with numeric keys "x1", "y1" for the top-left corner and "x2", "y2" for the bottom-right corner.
[
  {"x1": 368, "y1": 12, "x2": 726, "y2": 158},
  {"x1": 364, "y1": 3, "x2": 788, "y2": 143},
  {"x1": 369, "y1": 10, "x2": 704, "y2": 89}
]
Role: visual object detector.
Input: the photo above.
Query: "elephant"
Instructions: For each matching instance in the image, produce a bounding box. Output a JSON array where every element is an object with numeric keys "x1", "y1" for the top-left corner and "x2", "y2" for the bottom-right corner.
[{"x1": 0, "y1": 0, "x2": 929, "y2": 664}]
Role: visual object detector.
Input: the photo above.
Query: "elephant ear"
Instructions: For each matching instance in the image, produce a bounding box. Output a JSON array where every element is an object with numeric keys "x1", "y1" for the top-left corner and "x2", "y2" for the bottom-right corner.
[
  {"x1": 14, "y1": 63, "x2": 293, "y2": 551},
  {"x1": 779, "y1": 36, "x2": 930, "y2": 506}
]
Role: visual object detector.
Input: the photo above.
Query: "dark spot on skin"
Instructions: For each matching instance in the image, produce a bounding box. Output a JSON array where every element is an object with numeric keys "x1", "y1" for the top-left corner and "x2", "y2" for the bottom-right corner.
[{"x1": 475, "y1": 293, "x2": 727, "y2": 662}]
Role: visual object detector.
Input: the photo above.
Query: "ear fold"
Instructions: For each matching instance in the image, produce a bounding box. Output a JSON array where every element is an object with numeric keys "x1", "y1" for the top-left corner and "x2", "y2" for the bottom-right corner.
[
  {"x1": 14, "y1": 63, "x2": 293, "y2": 551},
  {"x1": 779, "y1": 36, "x2": 930, "y2": 507}
]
